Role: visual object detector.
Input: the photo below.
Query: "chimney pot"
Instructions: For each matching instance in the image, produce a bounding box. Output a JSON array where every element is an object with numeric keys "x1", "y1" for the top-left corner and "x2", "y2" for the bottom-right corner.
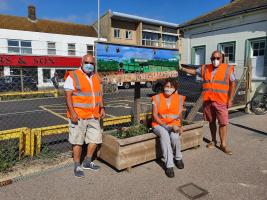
[{"x1": 28, "y1": 5, "x2": 36, "y2": 21}]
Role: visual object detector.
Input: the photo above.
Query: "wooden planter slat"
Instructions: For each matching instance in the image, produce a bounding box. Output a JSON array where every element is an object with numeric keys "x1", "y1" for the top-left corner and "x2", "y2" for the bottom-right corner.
[{"x1": 99, "y1": 122, "x2": 204, "y2": 170}]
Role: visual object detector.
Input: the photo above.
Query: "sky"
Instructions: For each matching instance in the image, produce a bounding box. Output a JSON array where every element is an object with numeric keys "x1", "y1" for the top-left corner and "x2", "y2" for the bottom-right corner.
[{"x1": 0, "y1": 0, "x2": 231, "y2": 25}]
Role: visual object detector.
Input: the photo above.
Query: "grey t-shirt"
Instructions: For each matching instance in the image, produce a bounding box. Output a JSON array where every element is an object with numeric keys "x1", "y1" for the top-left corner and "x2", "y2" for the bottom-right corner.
[{"x1": 196, "y1": 66, "x2": 236, "y2": 82}]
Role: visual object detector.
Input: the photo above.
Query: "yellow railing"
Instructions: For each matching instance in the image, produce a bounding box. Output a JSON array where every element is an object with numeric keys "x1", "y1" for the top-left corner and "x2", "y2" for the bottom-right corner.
[
  {"x1": 0, "y1": 127, "x2": 31, "y2": 158},
  {"x1": 0, "y1": 90, "x2": 59, "y2": 100},
  {"x1": 31, "y1": 124, "x2": 69, "y2": 156},
  {"x1": 0, "y1": 113, "x2": 153, "y2": 157}
]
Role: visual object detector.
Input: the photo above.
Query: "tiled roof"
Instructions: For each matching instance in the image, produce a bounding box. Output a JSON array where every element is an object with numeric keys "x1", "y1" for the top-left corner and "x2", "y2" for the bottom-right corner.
[
  {"x1": 0, "y1": 14, "x2": 97, "y2": 37},
  {"x1": 180, "y1": 0, "x2": 267, "y2": 28}
]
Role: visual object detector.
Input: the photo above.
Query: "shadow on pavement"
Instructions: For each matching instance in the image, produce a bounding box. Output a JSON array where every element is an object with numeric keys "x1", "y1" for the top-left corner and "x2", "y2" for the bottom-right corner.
[{"x1": 229, "y1": 122, "x2": 267, "y2": 136}]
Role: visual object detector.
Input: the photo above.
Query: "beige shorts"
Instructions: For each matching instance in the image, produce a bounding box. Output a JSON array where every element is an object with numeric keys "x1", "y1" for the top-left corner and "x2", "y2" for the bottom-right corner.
[{"x1": 68, "y1": 118, "x2": 102, "y2": 145}]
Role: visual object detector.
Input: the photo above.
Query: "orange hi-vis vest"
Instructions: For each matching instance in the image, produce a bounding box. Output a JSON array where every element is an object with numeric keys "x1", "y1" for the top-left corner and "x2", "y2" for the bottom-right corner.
[
  {"x1": 152, "y1": 92, "x2": 185, "y2": 127},
  {"x1": 201, "y1": 63, "x2": 234, "y2": 105},
  {"x1": 66, "y1": 69, "x2": 102, "y2": 119}
]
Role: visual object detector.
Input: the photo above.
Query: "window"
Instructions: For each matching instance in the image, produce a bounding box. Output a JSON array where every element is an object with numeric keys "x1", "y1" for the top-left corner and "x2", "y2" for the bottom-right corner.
[
  {"x1": 218, "y1": 42, "x2": 236, "y2": 63},
  {"x1": 42, "y1": 69, "x2": 51, "y2": 83},
  {"x1": 87, "y1": 45, "x2": 94, "y2": 55},
  {"x1": 252, "y1": 41, "x2": 265, "y2": 56},
  {"x1": 114, "y1": 29, "x2": 120, "y2": 38},
  {"x1": 162, "y1": 35, "x2": 177, "y2": 48},
  {"x1": 192, "y1": 46, "x2": 206, "y2": 65},
  {"x1": 125, "y1": 30, "x2": 132, "y2": 39},
  {"x1": 47, "y1": 42, "x2": 56, "y2": 55},
  {"x1": 68, "y1": 43, "x2": 76, "y2": 56},
  {"x1": 142, "y1": 32, "x2": 160, "y2": 47},
  {"x1": 8, "y1": 40, "x2": 32, "y2": 54}
]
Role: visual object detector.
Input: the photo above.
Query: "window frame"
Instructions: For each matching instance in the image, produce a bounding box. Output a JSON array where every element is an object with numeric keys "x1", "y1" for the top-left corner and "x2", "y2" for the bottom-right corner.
[
  {"x1": 218, "y1": 41, "x2": 236, "y2": 63},
  {"x1": 114, "y1": 28, "x2": 121, "y2": 39},
  {"x1": 191, "y1": 45, "x2": 206, "y2": 65},
  {"x1": 8, "y1": 39, "x2": 32, "y2": 55},
  {"x1": 47, "y1": 42, "x2": 56, "y2": 55},
  {"x1": 125, "y1": 30, "x2": 133, "y2": 40},
  {"x1": 68, "y1": 43, "x2": 76, "y2": 56},
  {"x1": 86, "y1": 44, "x2": 94, "y2": 55},
  {"x1": 142, "y1": 31, "x2": 160, "y2": 47}
]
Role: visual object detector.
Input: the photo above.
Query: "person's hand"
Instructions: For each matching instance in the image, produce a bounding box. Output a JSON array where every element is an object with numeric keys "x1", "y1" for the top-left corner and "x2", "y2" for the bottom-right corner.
[
  {"x1": 227, "y1": 99, "x2": 233, "y2": 108},
  {"x1": 70, "y1": 111, "x2": 79, "y2": 123},
  {"x1": 178, "y1": 63, "x2": 183, "y2": 71},
  {"x1": 172, "y1": 125, "x2": 183, "y2": 135},
  {"x1": 100, "y1": 108, "x2": 106, "y2": 119}
]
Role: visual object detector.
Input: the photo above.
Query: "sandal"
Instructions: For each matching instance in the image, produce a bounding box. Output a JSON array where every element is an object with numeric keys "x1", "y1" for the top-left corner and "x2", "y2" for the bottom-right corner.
[
  {"x1": 220, "y1": 145, "x2": 233, "y2": 155},
  {"x1": 206, "y1": 141, "x2": 217, "y2": 149}
]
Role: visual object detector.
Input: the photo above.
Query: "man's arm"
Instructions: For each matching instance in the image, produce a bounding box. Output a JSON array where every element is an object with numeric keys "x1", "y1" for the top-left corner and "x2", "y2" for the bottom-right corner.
[
  {"x1": 65, "y1": 91, "x2": 79, "y2": 123},
  {"x1": 179, "y1": 64, "x2": 197, "y2": 76}
]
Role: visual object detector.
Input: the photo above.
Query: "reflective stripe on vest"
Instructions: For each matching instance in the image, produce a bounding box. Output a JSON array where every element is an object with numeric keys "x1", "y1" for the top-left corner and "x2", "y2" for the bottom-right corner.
[
  {"x1": 73, "y1": 91, "x2": 101, "y2": 97},
  {"x1": 203, "y1": 65, "x2": 231, "y2": 85},
  {"x1": 72, "y1": 71, "x2": 81, "y2": 91},
  {"x1": 202, "y1": 88, "x2": 228, "y2": 94},
  {"x1": 73, "y1": 102, "x2": 101, "y2": 108}
]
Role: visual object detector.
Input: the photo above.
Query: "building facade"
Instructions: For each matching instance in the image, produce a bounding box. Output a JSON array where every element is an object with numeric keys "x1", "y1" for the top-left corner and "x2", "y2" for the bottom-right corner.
[
  {"x1": 94, "y1": 10, "x2": 180, "y2": 50},
  {"x1": 179, "y1": 0, "x2": 267, "y2": 92},
  {"x1": 0, "y1": 6, "x2": 100, "y2": 88}
]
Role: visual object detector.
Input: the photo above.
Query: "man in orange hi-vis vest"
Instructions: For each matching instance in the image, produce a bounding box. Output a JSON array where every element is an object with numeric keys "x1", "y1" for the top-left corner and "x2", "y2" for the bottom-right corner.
[
  {"x1": 152, "y1": 79, "x2": 185, "y2": 178},
  {"x1": 64, "y1": 54, "x2": 105, "y2": 178},
  {"x1": 180, "y1": 51, "x2": 236, "y2": 155}
]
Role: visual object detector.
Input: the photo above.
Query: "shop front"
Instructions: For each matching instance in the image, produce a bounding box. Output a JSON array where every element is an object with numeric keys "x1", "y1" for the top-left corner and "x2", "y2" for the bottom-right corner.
[{"x1": 0, "y1": 54, "x2": 81, "y2": 88}]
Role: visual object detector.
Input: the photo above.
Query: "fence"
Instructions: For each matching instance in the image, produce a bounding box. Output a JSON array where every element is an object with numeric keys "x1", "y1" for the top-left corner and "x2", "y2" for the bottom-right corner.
[{"x1": 0, "y1": 65, "x2": 249, "y2": 176}]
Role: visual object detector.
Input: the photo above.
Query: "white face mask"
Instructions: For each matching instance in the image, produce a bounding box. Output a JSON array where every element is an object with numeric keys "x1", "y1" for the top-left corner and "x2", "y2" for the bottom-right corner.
[
  {"x1": 164, "y1": 88, "x2": 175, "y2": 96},
  {"x1": 212, "y1": 59, "x2": 220, "y2": 67}
]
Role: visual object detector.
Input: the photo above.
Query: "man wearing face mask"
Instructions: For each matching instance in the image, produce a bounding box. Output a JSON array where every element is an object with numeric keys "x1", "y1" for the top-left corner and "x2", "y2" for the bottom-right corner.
[
  {"x1": 180, "y1": 51, "x2": 236, "y2": 155},
  {"x1": 152, "y1": 79, "x2": 185, "y2": 178},
  {"x1": 64, "y1": 54, "x2": 105, "y2": 178}
]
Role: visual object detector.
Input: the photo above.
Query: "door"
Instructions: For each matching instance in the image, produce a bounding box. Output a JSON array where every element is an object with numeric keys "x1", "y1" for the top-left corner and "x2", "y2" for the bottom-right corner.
[
  {"x1": 250, "y1": 40, "x2": 266, "y2": 79},
  {"x1": 193, "y1": 46, "x2": 205, "y2": 65}
]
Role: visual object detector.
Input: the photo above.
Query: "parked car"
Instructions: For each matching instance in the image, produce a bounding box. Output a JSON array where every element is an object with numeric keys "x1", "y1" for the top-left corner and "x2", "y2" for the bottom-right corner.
[{"x1": 0, "y1": 75, "x2": 38, "y2": 92}]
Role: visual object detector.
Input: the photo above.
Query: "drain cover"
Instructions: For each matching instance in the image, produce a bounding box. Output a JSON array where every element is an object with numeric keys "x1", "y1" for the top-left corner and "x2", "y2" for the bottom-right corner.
[{"x1": 178, "y1": 183, "x2": 208, "y2": 199}]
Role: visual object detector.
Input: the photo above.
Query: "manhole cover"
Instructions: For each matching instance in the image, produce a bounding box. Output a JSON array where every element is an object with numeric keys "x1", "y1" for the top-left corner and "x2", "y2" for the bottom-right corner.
[{"x1": 178, "y1": 183, "x2": 208, "y2": 199}]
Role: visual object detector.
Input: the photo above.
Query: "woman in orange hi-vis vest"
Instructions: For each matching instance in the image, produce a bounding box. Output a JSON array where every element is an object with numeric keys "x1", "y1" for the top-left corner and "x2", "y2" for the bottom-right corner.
[
  {"x1": 64, "y1": 54, "x2": 105, "y2": 178},
  {"x1": 152, "y1": 79, "x2": 185, "y2": 178},
  {"x1": 180, "y1": 51, "x2": 236, "y2": 155}
]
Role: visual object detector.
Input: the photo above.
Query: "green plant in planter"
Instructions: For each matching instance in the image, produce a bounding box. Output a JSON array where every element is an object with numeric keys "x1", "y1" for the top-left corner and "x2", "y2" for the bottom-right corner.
[{"x1": 113, "y1": 125, "x2": 148, "y2": 139}]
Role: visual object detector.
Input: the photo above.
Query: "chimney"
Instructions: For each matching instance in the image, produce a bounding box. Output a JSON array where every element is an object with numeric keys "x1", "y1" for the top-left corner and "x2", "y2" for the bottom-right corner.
[{"x1": 28, "y1": 5, "x2": 36, "y2": 21}]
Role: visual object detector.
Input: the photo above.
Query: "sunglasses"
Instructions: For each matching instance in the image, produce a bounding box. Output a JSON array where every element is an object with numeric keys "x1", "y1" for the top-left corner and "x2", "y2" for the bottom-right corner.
[
  {"x1": 211, "y1": 57, "x2": 221, "y2": 61},
  {"x1": 84, "y1": 61, "x2": 95, "y2": 65}
]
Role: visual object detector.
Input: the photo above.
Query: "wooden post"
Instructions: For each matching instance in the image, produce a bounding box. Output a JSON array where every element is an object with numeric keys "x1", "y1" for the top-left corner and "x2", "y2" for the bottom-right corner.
[
  {"x1": 134, "y1": 82, "x2": 141, "y2": 125},
  {"x1": 245, "y1": 58, "x2": 252, "y2": 113}
]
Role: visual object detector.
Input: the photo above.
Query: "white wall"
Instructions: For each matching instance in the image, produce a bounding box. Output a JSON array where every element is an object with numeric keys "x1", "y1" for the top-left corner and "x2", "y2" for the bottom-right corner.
[
  {"x1": 0, "y1": 28, "x2": 99, "y2": 56},
  {"x1": 182, "y1": 10, "x2": 267, "y2": 66}
]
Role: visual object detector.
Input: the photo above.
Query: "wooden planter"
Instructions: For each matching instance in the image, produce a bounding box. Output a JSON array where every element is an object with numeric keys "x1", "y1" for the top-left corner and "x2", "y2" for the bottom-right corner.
[{"x1": 99, "y1": 122, "x2": 204, "y2": 170}]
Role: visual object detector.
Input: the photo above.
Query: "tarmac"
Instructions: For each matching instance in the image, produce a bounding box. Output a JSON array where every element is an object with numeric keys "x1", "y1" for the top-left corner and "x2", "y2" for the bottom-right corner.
[{"x1": 0, "y1": 113, "x2": 266, "y2": 200}]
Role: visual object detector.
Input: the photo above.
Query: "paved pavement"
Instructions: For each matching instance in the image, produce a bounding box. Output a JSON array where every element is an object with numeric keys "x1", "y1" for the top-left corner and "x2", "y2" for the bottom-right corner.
[{"x1": 0, "y1": 113, "x2": 266, "y2": 200}]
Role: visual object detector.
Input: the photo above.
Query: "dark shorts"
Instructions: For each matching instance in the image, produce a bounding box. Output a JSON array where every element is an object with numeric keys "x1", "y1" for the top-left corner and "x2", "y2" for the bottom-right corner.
[{"x1": 203, "y1": 101, "x2": 228, "y2": 126}]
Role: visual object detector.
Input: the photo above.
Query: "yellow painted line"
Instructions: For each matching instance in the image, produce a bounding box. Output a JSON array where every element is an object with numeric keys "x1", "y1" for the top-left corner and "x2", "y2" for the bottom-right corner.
[{"x1": 39, "y1": 106, "x2": 68, "y2": 121}]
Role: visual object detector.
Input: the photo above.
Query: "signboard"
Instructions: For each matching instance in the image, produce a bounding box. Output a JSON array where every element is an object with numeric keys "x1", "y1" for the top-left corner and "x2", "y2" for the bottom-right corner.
[
  {"x1": 100, "y1": 70, "x2": 178, "y2": 84},
  {"x1": 96, "y1": 42, "x2": 179, "y2": 73},
  {"x1": 0, "y1": 54, "x2": 81, "y2": 67}
]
